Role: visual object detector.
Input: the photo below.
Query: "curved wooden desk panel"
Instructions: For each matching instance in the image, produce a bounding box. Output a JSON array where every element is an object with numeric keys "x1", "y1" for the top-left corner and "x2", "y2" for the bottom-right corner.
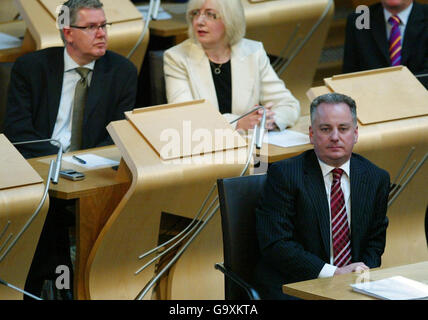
[
  {"x1": 0, "y1": 134, "x2": 49, "y2": 300},
  {"x1": 86, "y1": 120, "x2": 246, "y2": 300},
  {"x1": 0, "y1": 184, "x2": 49, "y2": 299},
  {"x1": 244, "y1": 0, "x2": 335, "y2": 115},
  {"x1": 354, "y1": 120, "x2": 428, "y2": 268}
]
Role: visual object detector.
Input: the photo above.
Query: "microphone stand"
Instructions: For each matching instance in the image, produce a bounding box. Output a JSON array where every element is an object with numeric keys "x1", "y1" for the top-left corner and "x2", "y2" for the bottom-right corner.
[
  {"x1": 229, "y1": 105, "x2": 267, "y2": 149},
  {"x1": 388, "y1": 150, "x2": 427, "y2": 207},
  {"x1": 127, "y1": 0, "x2": 161, "y2": 60},
  {"x1": 0, "y1": 139, "x2": 63, "y2": 300}
]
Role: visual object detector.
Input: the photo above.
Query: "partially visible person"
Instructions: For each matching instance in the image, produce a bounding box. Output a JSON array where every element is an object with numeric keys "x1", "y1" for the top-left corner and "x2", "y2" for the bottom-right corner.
[
  {"x1": 4, "y1": 0, "x2": 137, "y2": 158},
  {"x1": 343, "y1": 0, "x2": 427, "y2": 87},
  {"x1": 3, "y1": 0, "x2": 137, "y2": 299},
  {"x1": 164, "y1": 0, "x2": 300, "y2": 132},
  {"x1": 254, "y1": 93, "x2": 390, "y2": 299}
]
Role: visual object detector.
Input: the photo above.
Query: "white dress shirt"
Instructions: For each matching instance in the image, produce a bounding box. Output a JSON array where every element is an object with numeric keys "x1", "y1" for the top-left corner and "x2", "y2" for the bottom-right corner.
[
  {"x1": 317, "y1": 159, "x2": 352, "y2": 278},
  {"x1": 383, "y1": 2, "x2": 413, "y2": 44},
  {"x1": 51, "y1": 48, "x2": 95, "y2": 152}
]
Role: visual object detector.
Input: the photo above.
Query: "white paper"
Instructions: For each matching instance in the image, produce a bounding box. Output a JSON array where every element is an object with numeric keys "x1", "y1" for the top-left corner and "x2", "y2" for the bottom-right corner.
[
  {"x1": 0, "y1": 32, "x2": 22, "y2": 50},
  {"x1": 351, "y1": 276, "x2": 428, "y2": 300},
  {"x1": 136, "y1": 5, "x2": 172, "y2": 20},
  {"x1": 63, "y1": 153, "x2": 119, "y2": 169},
  {"x1": 263, "y1": 129, "x2": 310, "y2": 148}
]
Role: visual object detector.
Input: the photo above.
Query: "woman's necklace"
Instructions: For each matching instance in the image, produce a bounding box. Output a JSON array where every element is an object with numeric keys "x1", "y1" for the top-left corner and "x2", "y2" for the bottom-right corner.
[
  {"x1": 207, "y1": 48, "x2": 230, "y2": 75},
  {"x1": 211, "y1": 61, "x2": 223, "y2": 75}
]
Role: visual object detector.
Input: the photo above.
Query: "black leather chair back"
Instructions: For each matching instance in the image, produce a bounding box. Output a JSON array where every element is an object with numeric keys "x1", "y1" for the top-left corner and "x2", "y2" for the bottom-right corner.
[
  {"x1": 0, "y1": 62, "x2": 13, "y2": 133},
  {"x1": 217, "y1": 174, "x2": 266, "y2": 300}
]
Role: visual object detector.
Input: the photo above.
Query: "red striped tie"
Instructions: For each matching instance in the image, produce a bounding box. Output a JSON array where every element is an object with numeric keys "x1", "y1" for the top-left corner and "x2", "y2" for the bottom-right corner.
[
  {"x1": 388, "y1": 15, "x2": 402, "y2": 66},
  {"x1": 331, "y1": 168, "x2": 351, "y2": 267}
]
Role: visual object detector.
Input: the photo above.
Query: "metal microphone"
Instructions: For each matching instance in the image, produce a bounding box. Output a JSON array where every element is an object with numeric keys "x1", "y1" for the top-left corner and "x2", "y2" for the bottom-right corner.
[
  {"x1": 12, "y1": 138, "x2": 63, "y2": 184},
  {"x1": 128, "y1": 0, "x2": 161, "y2": 59},
  {"x1": 152, "y1": 0, "x2": 161, "y2": 20},
  {"x1": 229, "y1": 105, "x2": 267, "y2": 149},
  {"x1": 255, "y1": 106, "x2": 266, "y2": 150}
]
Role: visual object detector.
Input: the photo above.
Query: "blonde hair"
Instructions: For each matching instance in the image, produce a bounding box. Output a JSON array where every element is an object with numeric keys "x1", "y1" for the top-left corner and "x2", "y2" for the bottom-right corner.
[{"x1": 186, "y1": 0, "x2": 246, "y2": 46}]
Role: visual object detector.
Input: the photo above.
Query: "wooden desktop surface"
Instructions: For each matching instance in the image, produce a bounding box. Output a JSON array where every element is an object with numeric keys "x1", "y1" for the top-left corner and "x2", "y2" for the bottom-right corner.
[
  {"x1": 283, "y1": 261, "x2": 428, "y2": 300},
  {"x1": 141, "y1": 1, "x2": 188, "y2": 42}
]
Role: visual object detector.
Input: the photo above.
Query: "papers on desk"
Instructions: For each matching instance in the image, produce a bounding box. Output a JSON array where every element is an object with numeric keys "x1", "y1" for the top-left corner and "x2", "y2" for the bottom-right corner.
[
  {"x1": 63, "y1": 154, "x2": 119, "y2": 169},
  {"x1": 263, "y1": 129, "x2": 310, "y2": 148},
  {"x1": 136, "y1": 5, "x2": 172, "y2": 20},
  {"x1": 0, "y1": 32, "x2": 22, "y2": 50},
  {"x1": 351, "y1": 276, "x2": 428, "y2": 300}
]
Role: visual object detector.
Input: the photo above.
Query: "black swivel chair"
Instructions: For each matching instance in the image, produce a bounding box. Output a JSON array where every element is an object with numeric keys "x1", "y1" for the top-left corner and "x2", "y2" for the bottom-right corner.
[{"x1": 216, "y1": 174, "x2": 267, "y2": 300}]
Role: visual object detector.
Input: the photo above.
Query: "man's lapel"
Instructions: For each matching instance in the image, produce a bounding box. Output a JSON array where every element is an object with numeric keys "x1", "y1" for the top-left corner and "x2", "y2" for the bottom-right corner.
[
  {"x1": 47, "y1": 48, "x2": 65, "y2": 133},
  {"x1": 350, "y1": 155, "x2": 368, "y2": 258},
  {"x1": 402, "y1": 3, "x2": 424, "y2": 65},
  {"x1": 370, "y1": 4, "x2": 390, "y2": 64},
  {"x1": 303, "y1": 151, "x2": 330, "y2": 259},
  {"x1": 84, "y1": 55, "x2": 106, "y2": 126}
]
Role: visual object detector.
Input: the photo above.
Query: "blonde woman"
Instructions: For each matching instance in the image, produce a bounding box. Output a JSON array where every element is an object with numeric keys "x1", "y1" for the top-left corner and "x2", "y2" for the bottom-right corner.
[{"x1": 164, "y1": 0, "x2": 300, "y2": 131}]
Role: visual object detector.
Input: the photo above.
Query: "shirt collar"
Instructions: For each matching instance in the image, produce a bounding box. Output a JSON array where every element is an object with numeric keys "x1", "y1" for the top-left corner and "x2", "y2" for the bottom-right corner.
[
  {"x1": 64, "y1": 48, "x2": 95, "y2": 72},
  {"x1": 318, "y1": 158, "x2": 351, "y2": 179},
  {"x1": 383, "y1": 2, "x2": 413, "y2": 27}
]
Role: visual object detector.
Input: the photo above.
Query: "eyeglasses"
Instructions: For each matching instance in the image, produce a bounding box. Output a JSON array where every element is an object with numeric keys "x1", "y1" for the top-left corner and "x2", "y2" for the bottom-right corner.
[
  {"x1": 70, "y1": 22, "x2": 112, "y2": 33},
  {"x1": 188, "y1": 9, "x2": 220, "y2": 21}
]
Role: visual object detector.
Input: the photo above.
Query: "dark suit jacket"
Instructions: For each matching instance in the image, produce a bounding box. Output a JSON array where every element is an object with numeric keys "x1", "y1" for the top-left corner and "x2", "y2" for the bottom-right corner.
[
  {"x1": 343, "y1": 2, "x2": 428, "y2": 87},
  {"x1": 254, "y1": 150, "x2": 390, "y2": 298},
  {"x1": 4, "y1": 47, "x2": 138, "y2": 158}
]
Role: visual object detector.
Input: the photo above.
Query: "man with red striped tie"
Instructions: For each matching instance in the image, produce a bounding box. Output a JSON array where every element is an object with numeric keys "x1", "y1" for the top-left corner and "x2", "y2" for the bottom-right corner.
[
  {"x1": 343, "y1": 1, "x2": 427, "y2": 88},
  {"x1": 254, "y1": 93, "x2": 390, "y2": 299}
]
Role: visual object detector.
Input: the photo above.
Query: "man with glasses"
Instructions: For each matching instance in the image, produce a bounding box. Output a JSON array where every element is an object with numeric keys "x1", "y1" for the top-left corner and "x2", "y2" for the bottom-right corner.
[
  {"x1": 5, "y1": 0, "x2": 137, "y2": 158},
  {"x1": 4, "y1": 0, "x2": 137, "y2": 299}
]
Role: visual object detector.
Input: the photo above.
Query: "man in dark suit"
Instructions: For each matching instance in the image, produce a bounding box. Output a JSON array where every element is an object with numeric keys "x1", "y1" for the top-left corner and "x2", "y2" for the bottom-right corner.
[
  {"x1": 254, "y1": 93, "x2": 390, "y2": 300},
  {"x1": 3, "y1": 0, "x2": 137, "y2": 299},
  {"x1": 343, "y1": 0, "x2": 427, "y2": 87},
  {"x1": 4, "y1": 0, "x2": 137, "y2": 158}
]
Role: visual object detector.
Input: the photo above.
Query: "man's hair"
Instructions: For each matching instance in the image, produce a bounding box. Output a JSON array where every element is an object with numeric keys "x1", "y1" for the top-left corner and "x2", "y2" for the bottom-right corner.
[
  {"x1": 310, "y1": 93, "x2": 357, "y2": 126},
  {"x1": 186, "y1": 0, "x2": 246, "y2": 46},
  {"x1": 59, "y1": 0, "x2": 104, "y2": 44}
]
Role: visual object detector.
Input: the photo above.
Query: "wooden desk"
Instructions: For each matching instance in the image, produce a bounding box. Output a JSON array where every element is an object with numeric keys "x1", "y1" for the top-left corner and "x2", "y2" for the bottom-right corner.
[
  {"x1": 132, "y1": 1, "x2": 188, "y2": 45},
  {"x1": 27, "y1": 146, "x2": 130, "y2": 300},
  {"x1": 149, "y1": 3, "x2": 187, "y2": 43},
  {"x1": 283, "y1": 261, "x2": 428, "y2": 300}
]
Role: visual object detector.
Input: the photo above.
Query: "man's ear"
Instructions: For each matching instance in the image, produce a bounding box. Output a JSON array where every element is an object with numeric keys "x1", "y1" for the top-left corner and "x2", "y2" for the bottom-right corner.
[
  {"x1": 309, "y1": 126, "x2": 314, "y2": 145},
  {"x1": 62, "y1": 27, "x2": 72, "y2": 43},
  {"x1": 354, "y1": 125, "x2": 359, "y2": 144}
]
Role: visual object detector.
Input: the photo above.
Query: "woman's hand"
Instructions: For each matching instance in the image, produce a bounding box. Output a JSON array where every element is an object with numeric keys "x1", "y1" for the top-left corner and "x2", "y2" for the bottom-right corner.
[{"x1": 236, "y1": 103, "x2": 276, "y2": 131}]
